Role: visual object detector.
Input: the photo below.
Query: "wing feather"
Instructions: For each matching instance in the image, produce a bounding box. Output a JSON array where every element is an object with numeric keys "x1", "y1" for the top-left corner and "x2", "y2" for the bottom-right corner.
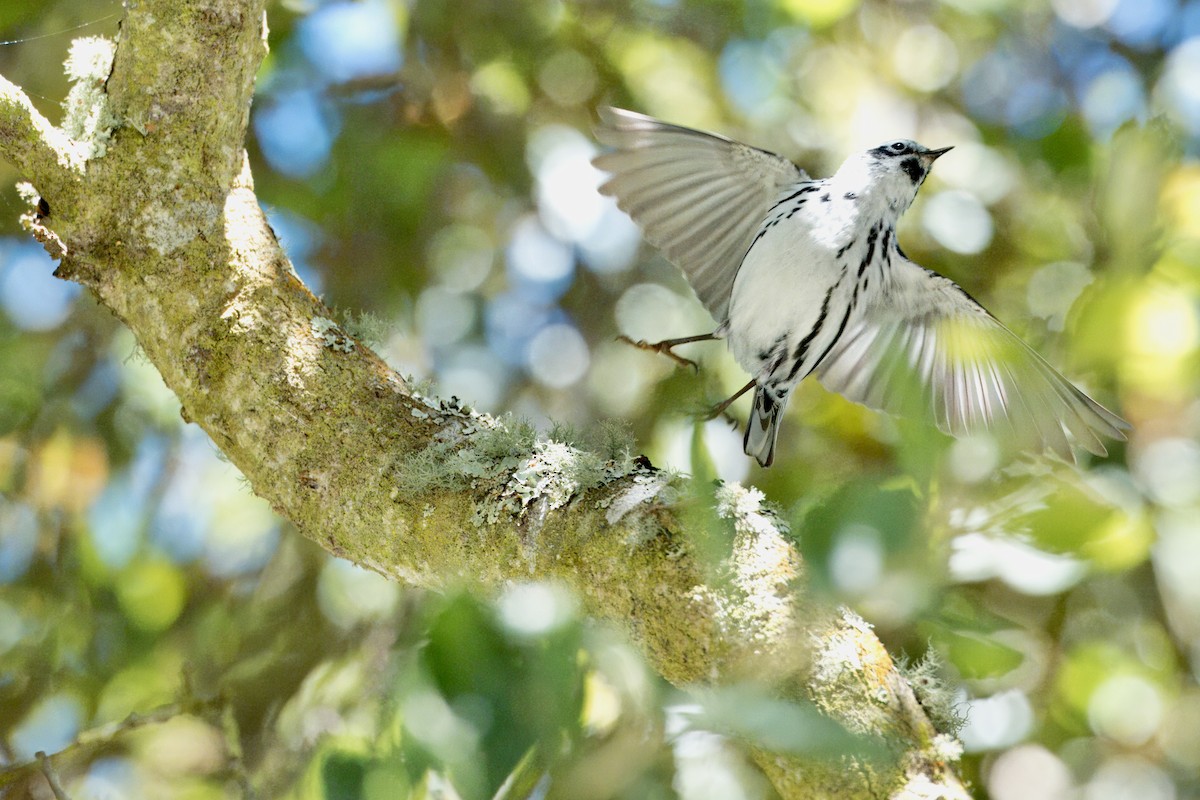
[
  {"x1": 593, "y1": 107, "x2": 806, "y2": 321},
  {"x1": 817, "y1": 259, "x2": 1128, "y2": 461}
]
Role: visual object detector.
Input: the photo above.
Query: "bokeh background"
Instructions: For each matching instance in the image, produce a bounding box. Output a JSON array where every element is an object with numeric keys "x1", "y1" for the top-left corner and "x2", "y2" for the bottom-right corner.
[{"x1": 1, "y1": 0, "x2": 1199, "y2": 797}]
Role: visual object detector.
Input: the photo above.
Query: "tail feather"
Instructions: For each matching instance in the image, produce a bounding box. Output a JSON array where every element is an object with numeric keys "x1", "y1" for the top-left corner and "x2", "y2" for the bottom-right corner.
[{"x1": 744, "y1": 387, "x2": 785, "y2": 467}]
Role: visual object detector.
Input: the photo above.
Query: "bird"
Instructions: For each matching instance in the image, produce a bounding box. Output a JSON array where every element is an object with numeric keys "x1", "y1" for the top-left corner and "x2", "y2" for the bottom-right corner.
[{"x1": 592, "y1": 107, "x2": 1128, "y2": 467}]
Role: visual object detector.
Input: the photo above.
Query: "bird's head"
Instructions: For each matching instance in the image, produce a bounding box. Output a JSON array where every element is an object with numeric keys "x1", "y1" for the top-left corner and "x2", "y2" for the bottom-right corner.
[{"x1": 835, "y1": 139, "x2": 952, "y2": 217}]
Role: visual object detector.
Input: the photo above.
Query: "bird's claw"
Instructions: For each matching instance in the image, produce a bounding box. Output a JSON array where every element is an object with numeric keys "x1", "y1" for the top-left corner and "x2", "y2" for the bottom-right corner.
[
  {"x1": 702, "y1": 379, "x2": 756, "y2": 423},
  {"x1": 616, "y1": 335, "x2": 701, "y2": 372},
  {"x1": 702, "y1": 397, "x2": 740, "y2": 424}
]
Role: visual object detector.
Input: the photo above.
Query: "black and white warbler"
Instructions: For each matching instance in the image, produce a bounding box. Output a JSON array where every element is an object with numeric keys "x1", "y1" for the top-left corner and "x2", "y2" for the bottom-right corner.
[{"x1": 593, "y1": 107, "x2": 1128, "y2": 467}]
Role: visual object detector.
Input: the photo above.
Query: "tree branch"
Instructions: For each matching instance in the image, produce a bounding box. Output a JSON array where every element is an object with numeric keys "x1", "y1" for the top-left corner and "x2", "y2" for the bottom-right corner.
[
  {"x1": 0, "y1": 76, "x2": 81, "y2": 265},
  {"x1": 0, "y1": 1, "x2": 970, "y2": 797},
  {"x1": 0, "y1": 75, "x2": 83, "y2": 193}
]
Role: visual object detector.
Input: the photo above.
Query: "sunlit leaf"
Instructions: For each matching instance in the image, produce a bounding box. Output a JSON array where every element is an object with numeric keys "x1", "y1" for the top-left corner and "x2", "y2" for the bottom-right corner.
[
  {"x1": 690, "y1": 685, "x2": 884, "y2": 759},
  {"x1": 930, "y1": 627, "x2": 1023, "y2": 680},
  {"x1": 777, "y1": 0, "x2": 860, "y2": 28},
  {"x1": 115, "y1": 557, "x2": 187, "y2": 632}
]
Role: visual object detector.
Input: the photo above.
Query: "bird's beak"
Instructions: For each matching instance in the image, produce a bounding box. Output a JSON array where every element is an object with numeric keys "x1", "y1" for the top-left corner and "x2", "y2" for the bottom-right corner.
[{"x1": 920, "y1": 146, "x2": 953, "y2": 166}]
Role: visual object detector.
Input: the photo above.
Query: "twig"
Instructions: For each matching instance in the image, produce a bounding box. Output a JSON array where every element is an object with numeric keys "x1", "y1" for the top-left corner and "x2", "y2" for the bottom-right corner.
[
  {"x1": 221, "y1": 703, "x2": 257, "y2": 800},
  {"x1": 36, "y1": 751, "x2": 71, "y2": 800},
  {"x1": 0, "y1": 696, "x2": 226, "y2": 790}
]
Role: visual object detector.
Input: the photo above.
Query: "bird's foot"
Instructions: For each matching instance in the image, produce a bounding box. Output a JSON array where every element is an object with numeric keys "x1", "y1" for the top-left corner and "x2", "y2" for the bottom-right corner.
[
  {"x1": 616, "y1": 335, "x2": 701, "y2": 372},
  {"x1": 701, "y1": 403, "x2": 741, "y2": 427},
  {"x1": 702, "y1": 379, "x2": 756, "y2": 422}
]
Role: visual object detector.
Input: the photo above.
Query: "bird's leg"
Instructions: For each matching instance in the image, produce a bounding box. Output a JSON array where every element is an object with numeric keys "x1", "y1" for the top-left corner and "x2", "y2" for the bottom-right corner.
[
  {"x1": 704, "y1": 379, "x2": 756, "y2": 421},
  {"x1": 616, "y1": 332, "x2": 717, "y2": 372}
]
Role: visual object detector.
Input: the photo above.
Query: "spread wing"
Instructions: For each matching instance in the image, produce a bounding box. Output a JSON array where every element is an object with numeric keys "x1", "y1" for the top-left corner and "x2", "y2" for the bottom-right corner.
[
  {"x1": 816, "y1": 258, "x2": 1129, "y2": 460},
  {"x1": 593, "y1": 107, "x2": 806, "y2": 322}
]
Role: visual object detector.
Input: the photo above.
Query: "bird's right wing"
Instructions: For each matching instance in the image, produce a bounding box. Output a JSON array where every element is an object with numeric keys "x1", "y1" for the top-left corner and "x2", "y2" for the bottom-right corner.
[
  {"x1": 593, "y1": 107, "x2": 807, "y2": 322},
  {"x1": 816, "y1": 258, "x2": 1129, "y2": 460}
]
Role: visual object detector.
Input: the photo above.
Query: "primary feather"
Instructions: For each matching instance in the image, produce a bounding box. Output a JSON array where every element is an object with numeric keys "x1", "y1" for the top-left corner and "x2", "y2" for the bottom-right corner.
[{"x1": 594, "y1": 107, "x2": 806, "y2": 321}]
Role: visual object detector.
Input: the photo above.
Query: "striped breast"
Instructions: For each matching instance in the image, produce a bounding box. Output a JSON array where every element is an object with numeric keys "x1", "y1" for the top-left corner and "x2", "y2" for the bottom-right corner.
[{"x1": 726, "y1": 192, "x2": 882, "y2": 392}]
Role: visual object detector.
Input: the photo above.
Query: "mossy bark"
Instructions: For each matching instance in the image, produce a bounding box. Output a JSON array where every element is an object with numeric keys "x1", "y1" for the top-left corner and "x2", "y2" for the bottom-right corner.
[{"x1": 0, "y1": 2, "x2": 970, "y2": 797}]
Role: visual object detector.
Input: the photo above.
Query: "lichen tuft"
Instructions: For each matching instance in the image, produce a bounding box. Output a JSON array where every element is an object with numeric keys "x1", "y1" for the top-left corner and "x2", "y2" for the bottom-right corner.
[
  {"x1": 335, "y1": 307, "x2": 390, "y2": 349},
  {"x1": 61, "y1": 36, "x2": 117, "y2": 160},
  {"x1": 391, "y1": 396, "x2": 647, "y2": 530},
  {"x1": 896, "y1": 649, "x2": 967, "y2": 736},
  {"x1": 715, "y1": 482, "x2": 789, "y2": 538},
  {"x1": 929, "y1": 733, "x2": 964, "y2": 764},
  {"x1": 311, "y1": 316, "x2": 356, "y2": 353}
]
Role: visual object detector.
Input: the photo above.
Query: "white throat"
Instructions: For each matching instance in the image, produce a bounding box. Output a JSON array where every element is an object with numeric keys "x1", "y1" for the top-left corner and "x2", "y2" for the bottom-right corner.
[{"x1": 831, "y1": 154, "x2": 917, "y2": 224}]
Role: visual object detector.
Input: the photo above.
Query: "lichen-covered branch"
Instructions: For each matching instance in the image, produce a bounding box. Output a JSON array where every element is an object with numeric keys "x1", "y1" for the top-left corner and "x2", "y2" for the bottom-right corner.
[
  {"x1": 0, "y1": 75, "x2": 83, "y2": 199},
  {"x1": 0, "y1": 1, "x2": 970, "y2": 797}
]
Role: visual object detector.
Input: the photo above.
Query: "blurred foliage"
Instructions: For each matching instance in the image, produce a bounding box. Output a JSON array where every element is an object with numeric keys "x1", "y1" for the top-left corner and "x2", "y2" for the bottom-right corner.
[{"x1": 2, "y1": 0, "x2": 1200, "y2": 798}]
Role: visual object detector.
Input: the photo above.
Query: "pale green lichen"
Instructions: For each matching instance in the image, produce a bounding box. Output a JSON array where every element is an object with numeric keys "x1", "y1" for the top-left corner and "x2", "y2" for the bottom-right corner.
[
  {"x1": 546, "y1": 418, "x2": 636, "y2": 464},
  {"x1": 894, "y1": 772, "x2": 969, "y2": 800},
  {"x1": 691, "y1": 482, "x2": 802, "y2": 655},
  {"x1": 473, "y1": 437, "x2": 639, "y2": 528},
  {"x1": 929, "y1": 733, "x2": 963, "y2": 763},
  {"x1": 335, "y1": 307, "x2": 390, "y2": 349},
  {"x1": 896, "y1": 649, "x2": 966, "y2": 736},
  {"x1": 63, "y1": 36, "x2": 114, "y2": 83},
  {"x1": 396, "y1": 407, "x2": 536, "y2": 498},
  {"x1": 809, "y1": 612, "x2": 878, "y2": 702},
  {"x1": 508, "y1": 441, "x2": 582, "y2": 509},
  {"x1": 311, "y1": 316, "x2": 355, "y2": 353},
  {"x1": 392, "y1": 398, "x2": 648, "y2": 530},
  {"x1": 14, "y1": 181, "x2": 65, "y2": 256},
  {"x1": 602, "y1": 472, "x2": 671, "y2": 519},
  {"x1": 61, "y1": 36, "x2": 118, "y2": 160},
  {"x1": 15, "y1": 182, "x2": 38, "y2": 205},
  {"x1": 404, "y1": 374, "x2": 440, "y2": 402},
  {"x1": 715, "y1": 482, "x2": 787, "y2": 535},
  {"x1": 894, "y1": 733, "x2": 967, "y2": 800},
  {"x1": 597, "y1": 471, "x2": 677, "y2": 548},
  {"x1": 471, "y1": 440, "x2": 587, "y2": 530}
]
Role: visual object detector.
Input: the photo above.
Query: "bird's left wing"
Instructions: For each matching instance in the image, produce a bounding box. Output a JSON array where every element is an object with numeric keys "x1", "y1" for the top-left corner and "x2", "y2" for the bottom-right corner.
[
  {"x1": 593, "y1": 107, "x2": 806, "y2": 322},
  {"x1": 816, "y1": 258, "x2": 1129, "y2": 460}
]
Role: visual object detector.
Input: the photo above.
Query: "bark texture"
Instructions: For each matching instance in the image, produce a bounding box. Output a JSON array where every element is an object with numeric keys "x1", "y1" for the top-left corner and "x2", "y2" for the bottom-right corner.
[{"x1": 0, "y1": 2, "x2": 971, "y2": 797}]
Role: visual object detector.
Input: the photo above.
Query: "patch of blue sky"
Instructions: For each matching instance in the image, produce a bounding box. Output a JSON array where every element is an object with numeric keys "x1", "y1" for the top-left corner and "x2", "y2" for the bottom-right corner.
[
  {"x1": 0, "y1": 240, "x2": 79, "y2": 331},
  {"x1": 254, "y1": 88, "x2": 340, "y2": 179},
  {"x1": 297, "y1": 0, "x2": 403, "y2": 85}
]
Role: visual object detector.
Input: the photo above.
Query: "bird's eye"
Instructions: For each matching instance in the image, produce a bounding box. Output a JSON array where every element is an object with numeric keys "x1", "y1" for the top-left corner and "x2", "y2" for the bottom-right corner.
[{"x1": 889, "y1": 142, "x2": 907, "y2": 153}]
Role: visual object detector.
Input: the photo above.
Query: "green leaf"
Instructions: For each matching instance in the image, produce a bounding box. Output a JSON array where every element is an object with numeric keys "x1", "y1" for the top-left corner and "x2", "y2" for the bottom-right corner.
[
  {"x1": 691, "y1": 685, "x2": 885, "y2": 760},
  {"x1": 926, "y1": 626, "x2": 1023, "y2": 680},
  {"x1": 322, "y1": 750, "x2": 368, "y2": 800},
  {"x1": 418, "y1": 591, "x2": 585, "y2": 798},
  {"x1": 796, "y1": 478, "x2": 921, "y2": 591}
]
